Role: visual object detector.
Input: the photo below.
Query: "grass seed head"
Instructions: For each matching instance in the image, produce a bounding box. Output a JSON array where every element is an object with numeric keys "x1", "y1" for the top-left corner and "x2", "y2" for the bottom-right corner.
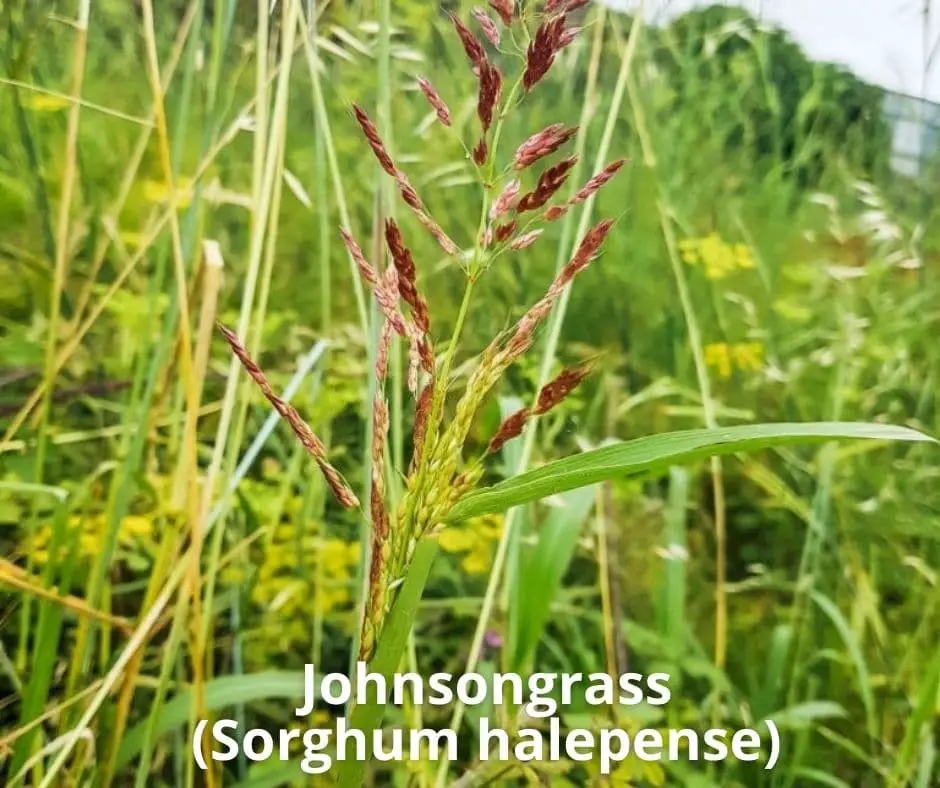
[
  {"x1": 472, "y1": 8, "x2": 501, "y2": 46},
  {"x1": 451, "y1": 13, "x2": 486, "y2": 71},
  {"x1": 488, "y1": 407, "x2": 530, "y2": 453},
  {"x1": 518, "y1": 155, "x2": 577, "y2": 211},
  {"x1": 352, "y1": 104, "x2": 396, "y2": 177},
  {"x1": 385, "y1": 219, "x2": 430, "y2": 336},
  {"x1": 217, "y1": 323, "x2": 360, "y2": 509},
  {"x1": 495, "y1": 220, "x2": 518, "y2": 243},
  {"x1": 568, "y1": 158, "x2": 627, "y2": 206},
  {"x1": 555, "y1": 217, "x2": 615, "y2": 288},
  {"x1": 513, "y1": 124, "x2": 578, "y2": 169},
  {"x1": 340, "y1": 226, "x2": 378, "y2": 286},
  {"x1": 417, "y1": 77, "x2": 452, "y2": 126},
  {"x1": 488, "y1": 0, "x2": 515, "y2": 26},
  {"x1": 534, "y1": 363, "x2": 591, "y2": 414},
  {"x1": 491, "y1": 179, "x2": 521, "y2": 219},
  {"x1": 510, "y1": 229, "x2": 544, "y2": 250},
  {"x1": 473, "y1": 138, "x2": 489, "y2": 166},
  {"x1": 392, "y1": 171, "x2": 460, "y2": 255},
  {"x1": 523, "y1": 14, "x2": 567, "y2": 91},
  {"x1": 545, "y1": 0, "x2": 589, "y2": 13},
  {"x1": 477, "y1": 61, "x2": 503, "y2": 132}
]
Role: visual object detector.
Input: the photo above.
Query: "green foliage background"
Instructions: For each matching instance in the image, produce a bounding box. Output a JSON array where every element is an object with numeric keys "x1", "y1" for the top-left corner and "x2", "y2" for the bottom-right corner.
[{"x1": 0, "y1": 1, "x2": 938, "y2": 786}]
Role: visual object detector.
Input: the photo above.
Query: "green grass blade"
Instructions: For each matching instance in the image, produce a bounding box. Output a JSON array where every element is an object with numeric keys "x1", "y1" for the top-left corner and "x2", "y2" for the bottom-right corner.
[
  {"x1": 334, "y1": 537, "x2": 439, "y2": 788},
  {"x1": 447, "y1": 423, "x2": 935, "y2": 521},
  {"x1": 508, "y1": 485, "x2": 597, "y2": 673},
  {"x1": 116, "y1": 672, "x2": 308, "y2": 768}
]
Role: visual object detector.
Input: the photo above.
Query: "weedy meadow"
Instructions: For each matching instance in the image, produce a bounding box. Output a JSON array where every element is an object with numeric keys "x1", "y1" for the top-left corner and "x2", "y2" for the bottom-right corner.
[{"x1": 1, "y1": 0, "x2": 938, "y2": 786}]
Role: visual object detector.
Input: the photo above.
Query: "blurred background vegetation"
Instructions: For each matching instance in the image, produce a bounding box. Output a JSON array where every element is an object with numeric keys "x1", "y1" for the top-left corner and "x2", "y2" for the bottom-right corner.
[{"x1": 0, "y1": 0, "x2": 938, "y2": 786}]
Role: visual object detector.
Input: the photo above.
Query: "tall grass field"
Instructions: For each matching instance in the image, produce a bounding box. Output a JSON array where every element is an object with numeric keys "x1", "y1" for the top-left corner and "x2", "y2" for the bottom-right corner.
[{"x1": 1, "y1": 0, "x2": 938, "y2": 786}]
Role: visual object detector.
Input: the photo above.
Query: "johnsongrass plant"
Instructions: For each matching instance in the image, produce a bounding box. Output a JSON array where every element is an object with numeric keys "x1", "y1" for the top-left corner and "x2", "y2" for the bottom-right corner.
[{"x1": 215, "y1": 2, "x2": 935, "y2": 785}]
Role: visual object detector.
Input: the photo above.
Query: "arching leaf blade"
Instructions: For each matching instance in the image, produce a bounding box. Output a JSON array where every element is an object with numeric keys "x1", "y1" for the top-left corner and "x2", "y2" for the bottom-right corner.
[{"x1": 446, "y1": 422, "x2": 934, "y2": 522}]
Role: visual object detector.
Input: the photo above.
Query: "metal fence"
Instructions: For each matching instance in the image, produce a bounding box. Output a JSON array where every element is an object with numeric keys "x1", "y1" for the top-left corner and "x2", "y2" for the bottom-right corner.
[{"x1": 883, "y1": 90, "x2": 940, "y2": 178}]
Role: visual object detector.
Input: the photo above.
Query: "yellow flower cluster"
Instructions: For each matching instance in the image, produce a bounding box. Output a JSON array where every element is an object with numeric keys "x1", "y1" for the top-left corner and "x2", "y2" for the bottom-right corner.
[
  {"x1": 29, "y1": 513, "x2": 155, "y2": 566},
  {"x1": 679, "y1": 233, "x2": 756, "y2": 280},
  {"x1": 234, "y1": 525, "x2": 359, "y2": 667},
  {"x1": 437, "y1": 514, "x2": 503, "y2": 575},
  {"x1": 704, "y1": 342, "x2": 764, "y2": 378},
  {"x1": 141, "y1": 176, "x2": 195, "y2": 208},
  {"x1": 249, "y1": 529, "x2": 360, "y2": 618}
]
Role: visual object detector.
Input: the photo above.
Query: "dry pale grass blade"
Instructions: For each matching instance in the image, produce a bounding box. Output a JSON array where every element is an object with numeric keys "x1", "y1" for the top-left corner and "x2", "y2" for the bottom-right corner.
[
  {"x1": 139, "y1": 0, "x2": 199, "y2": 499},
  {"x1": 71, "y1": 0, "x2": 200, "y2": 323},
  {"x1": 0, "y1": 680, "x2": 105, "y2": 755},
  {"x1": 171, "y1": 240, "x2": 224, "y2": 510},
  {"x1": 36, "y1": 0, "x2": 90, "y2": 447},
  {"x1": 0, "y1": 560, "x2": 134, "y2": 634},
  {"x1": 0, "y1": 78, "x2": 152, "y2": 126}
]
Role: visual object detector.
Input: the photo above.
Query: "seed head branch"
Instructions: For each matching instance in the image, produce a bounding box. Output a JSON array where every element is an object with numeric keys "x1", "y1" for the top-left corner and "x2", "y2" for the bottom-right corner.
[{"x1": 217, "y1": 323, "x2": 359, "y2": 509}]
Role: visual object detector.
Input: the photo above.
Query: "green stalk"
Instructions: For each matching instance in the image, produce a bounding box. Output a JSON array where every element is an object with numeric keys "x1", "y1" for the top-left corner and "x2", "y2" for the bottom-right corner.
[
  {"x1": 349, "y1": 0, "x2": 395, "y2": 676},
  {"x1": 620, "y1": 7, "x2": 730, "y2": 674},
  {"x1": 20, "y1": 0, "x2": 90, "y2": 672},
  {"x1": 435, "y1": 10, "x2": 641, "y2": 784}
]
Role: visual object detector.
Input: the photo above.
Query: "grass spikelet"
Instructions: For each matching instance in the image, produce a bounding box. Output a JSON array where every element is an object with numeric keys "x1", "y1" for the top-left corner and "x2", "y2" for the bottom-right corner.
[
  {"x1": 392, "y1": 170, "x2": 460, "y2": 255},
  {"x1": 477, "y1": 62, "x2": 503, "y2": 132},
  {"x1": 352, "y1": 103, "x2": 396, "y2": 176},
  {"x1": 513, "y1": 123, "x2": 578, "y2": 169},
  {"x1": 217, "y1": 323, "x2": 360, "y2": 509},
  {"x1": 451, "y1": 12, "x2": 486, "y2": 71},
  {"x1": 473, "y1": 139, "x2": 489, "y2": 166},
  {"x1": 546, "y1": 158, "x2": 627, "y2": 219},
  {"x1": 491, "y1": 179, "x2": 521, "y2": 218},
  {"x1": 343, "y1": 227, "x2": 408, "y2": 336},
  {"x1": 487, "y1": 408, "x2": 529, "y2": 453},
  {"x1": 487, "y1": 363, "x2": 591, "y2": 454},
  {"x1": 518, "y1": 155, "x2": 577, "y2": 211},
  {"x1": 472, "y1": 8, "x2": 501, "y2": 46},
  {"x1": 534, "y1": 363, "x2": 592, "y2": 413},
  {"x1": 510, "y1": 229, "x2": 544, "y2": 249},
  {"x1": 385, "y1": 219, "x2": 430, "y2": 337},
  {"x1": 352, "y1": 103, "x2": 459, "y2": 255},
  {"x1": 417, "y1": 77, "x2": 452, "y2": 126},
  {"x1": 523, "y1": 14, "x2": 567, "y2": 91},
  {"x1": 488, "y1": 0, "x2": 515, "y2": 26}
]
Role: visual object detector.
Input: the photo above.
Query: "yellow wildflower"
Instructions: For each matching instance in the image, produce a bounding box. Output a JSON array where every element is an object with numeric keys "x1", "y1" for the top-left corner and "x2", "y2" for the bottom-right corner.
[
  {"x1": 25, "y1": 512, "x2": 157, "y2": 566},
  {"x1": 461, "y1": 551, "x2": 491, "y2": 575},
  {"x1": 705, "y1": 341, "x2": 764, "y2": 378},
  {"x1": 680, "y1": 233, "x2": 756, "y2": 280},
  {"x1": 732, "y1": 242, "x2": 756, "y2": 269},
  {"x1": 705, "y1": 343, "x2": 732, "y2": 378},
  {"x1": 438, "y1": 514, "x2": 503, "y2": 576},
  {"x1": 437, "y1": 526, "x2": 475, "y2": 553},
  {"x1": 141, "y1": 176, "x2": 195, "y2": 208},
  {"x1": 678, "y1": 238, "x2": 698, "y2": 265},
  {"x1": 731, "y1": 342, "x2": 764, "y2": 372}
]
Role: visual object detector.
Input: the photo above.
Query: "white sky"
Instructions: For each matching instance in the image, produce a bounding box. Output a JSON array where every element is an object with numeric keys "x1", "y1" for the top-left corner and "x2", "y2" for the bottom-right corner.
[{"x1": 604, "y1": 0, "x2": 940, "y2": 101}]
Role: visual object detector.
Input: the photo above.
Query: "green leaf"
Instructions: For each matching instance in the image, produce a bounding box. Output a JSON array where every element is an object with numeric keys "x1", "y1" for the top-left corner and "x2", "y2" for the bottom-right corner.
[
  {"x1": 446, "y1": 422, "x2": 934, "y2": 522},
  {"x1": 509, "y1": 486, "x2": 597, "y2": 673},
  {"x1": 767, "y1": 700, "x2": 847, "y2": 729},
  {"x1": 116, "y1": 672, "x2": 307, "y2": 768},
  {"x1": 334, "y1": 537, "x2": 439, "y2": 788},
  {"x1": 809, "y1": 592, "x2": 876, "y2": 740}
]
